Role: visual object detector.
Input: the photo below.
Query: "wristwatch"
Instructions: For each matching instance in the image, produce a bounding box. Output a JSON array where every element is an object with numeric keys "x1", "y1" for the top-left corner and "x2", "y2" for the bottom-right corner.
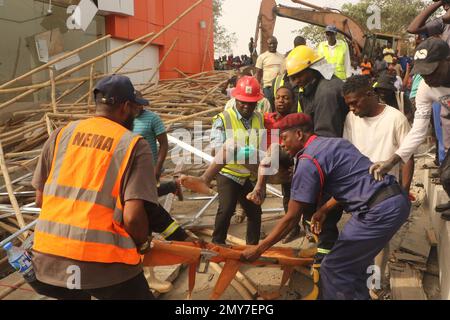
[{"x1": 137, "y1": 239, "x2": 151, "y2": 255}]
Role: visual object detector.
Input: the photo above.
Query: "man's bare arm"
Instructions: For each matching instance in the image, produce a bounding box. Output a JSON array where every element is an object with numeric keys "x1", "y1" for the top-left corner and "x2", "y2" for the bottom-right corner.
[
  {"x1": 256, "y1": 68, "x2": 263, "y2": 86},
  {"x1": 35, "y1": 189, "x2": 43, "y2": 208},
  {"x1": 155, "y1": 133, "x2": 169, "y2": 181},
  {"x1": 407, "y1": 1, "x2": 442, "y2": 34},
  {"x1": 401, "y1": 157, "x2": 415, "y2": 193}
]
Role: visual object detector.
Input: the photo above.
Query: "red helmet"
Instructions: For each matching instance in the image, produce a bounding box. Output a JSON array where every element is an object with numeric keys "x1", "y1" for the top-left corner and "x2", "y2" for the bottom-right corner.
[{"x1": 232, "y1": 76, "x2": 264, "y2": 102}]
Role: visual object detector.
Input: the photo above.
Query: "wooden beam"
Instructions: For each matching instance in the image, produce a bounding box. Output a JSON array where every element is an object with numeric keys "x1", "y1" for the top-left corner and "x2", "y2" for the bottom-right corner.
[{"x1": 0, "y1": 142, "x2": 27, "y2": 238}]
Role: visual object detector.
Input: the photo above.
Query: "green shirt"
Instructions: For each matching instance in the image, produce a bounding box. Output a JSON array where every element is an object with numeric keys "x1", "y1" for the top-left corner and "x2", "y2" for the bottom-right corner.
[{"x1": 133, "y1": 110, "x2": 166, "y2": 164}]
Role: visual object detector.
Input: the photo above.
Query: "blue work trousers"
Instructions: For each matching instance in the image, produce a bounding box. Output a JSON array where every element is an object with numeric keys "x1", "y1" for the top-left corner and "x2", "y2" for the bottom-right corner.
[{"x1": 319, "y1": 193, "x2": 411, "y2": 300}]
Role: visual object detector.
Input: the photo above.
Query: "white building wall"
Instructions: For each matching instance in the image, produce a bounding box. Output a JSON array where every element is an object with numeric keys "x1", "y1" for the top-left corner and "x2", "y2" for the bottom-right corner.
[{"x1": 107, "y1": 38, "x2": 159, "y2": 87}]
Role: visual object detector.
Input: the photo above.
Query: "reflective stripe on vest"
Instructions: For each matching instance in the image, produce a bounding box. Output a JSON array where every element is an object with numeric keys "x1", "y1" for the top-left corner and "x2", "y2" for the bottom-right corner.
[
  {"x1": 317, "y1": 248, "x2": 331, "y2": 255},
  {"x1": 318, "y1": 41, "x2": 347, "y2": 80},
  {"x1": 34, "y1": 117, "x2": 141, "y2": 265},
  {"x1": 160, "y1": 221, "x2": 180, "y2": 239},
  {"x1": 273, "y1": 75, "x2": 303, "y2": 113},
  {"x1": 215, "y1": 108, "x2": 264, "y2": 178}
]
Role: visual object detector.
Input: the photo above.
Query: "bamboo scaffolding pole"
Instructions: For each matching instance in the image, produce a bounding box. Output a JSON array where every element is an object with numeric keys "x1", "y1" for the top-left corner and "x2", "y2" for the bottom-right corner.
[
  {"x1": 0, "y1": 124, "x2": 46, "y2": 145},
  {"x1": 0, "y1": 32, "x2": 156, "y2": 111},
  {"x1": 201, "y1": 18, "x2": 213, "y2": 72},
  {"x1": 0, "y1": 121, "x2": 42, "y2": 139},
  {"x1": 174, "y1": 68, "x2": 189, "y2": 78},
  {"x1": 45, "y1": 114, "x2": 53, "y2": 135},
  {"x1": 142, "y1": 38, "x2": 178, "y2": 93},
  {"x1": 114, "y1": 0, "x2": 205, "y2": 74},
  {"x1": 56, "y1": 80, "x2": 87, "y2": 103},
  {"x1": 87, "y1": 64, "x2": 95, "y2": 112},
  {"x1": 3, "y1": 157, "x2": 38, "y2": 176},
  {"x1": 49, "y1": 68, "x2": 57, "y2": 113},
  {"x1": 4, "y1": 150, "x2": 42, "y2": 159},
  {"x1": 200, "y1": 79, "x2": 229, "y2": 104},
  {"x1": 14, "y1": 105, "x2": 90, "y2": 116},
  {"x1": 0, "y1": 67, "x2": 155, "y2": 95},
  {"x1": 73, "y1": 91, "x2": 90, "y2": 106},
  {"x1": 0, "y1": 34, "x2": 112, "y2": 89},
  {"x1": 47, "y1": 113, "x2": 91, "y2": 120},
  {"x1": 163, "y1": 106, "x2": 222, "y2": 125},
  {"x1": 0, "y1": 142, "x2": 27, "y2": 238}
]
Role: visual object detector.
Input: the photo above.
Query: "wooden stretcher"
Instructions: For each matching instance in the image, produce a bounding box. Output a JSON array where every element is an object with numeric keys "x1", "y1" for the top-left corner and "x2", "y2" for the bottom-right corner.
[{"x1": 142, "y1": 240, "x2": 319, "y2": 300}]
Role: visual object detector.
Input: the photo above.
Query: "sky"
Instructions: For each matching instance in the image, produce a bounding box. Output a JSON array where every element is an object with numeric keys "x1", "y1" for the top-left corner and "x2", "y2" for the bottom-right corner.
[{"x1": 217, "y1": 0, "x2": 359, "y2": 57}]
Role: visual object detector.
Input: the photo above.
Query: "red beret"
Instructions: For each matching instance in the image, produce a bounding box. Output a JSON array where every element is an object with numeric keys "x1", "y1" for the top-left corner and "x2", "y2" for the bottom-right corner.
[{"x1": 273, "y1": 113, "x2": 313, "y2": 132}]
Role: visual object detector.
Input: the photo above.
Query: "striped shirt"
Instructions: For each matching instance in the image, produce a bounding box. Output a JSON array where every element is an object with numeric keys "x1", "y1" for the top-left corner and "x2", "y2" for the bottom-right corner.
[{"x1": 133, "y1": 110, "x2": 166, "y2": 164}]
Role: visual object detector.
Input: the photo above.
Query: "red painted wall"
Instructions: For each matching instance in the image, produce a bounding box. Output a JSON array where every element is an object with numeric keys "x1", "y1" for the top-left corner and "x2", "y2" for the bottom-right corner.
[{"x1": 106, "y1": 0, "x2": 214, "y2": 79}]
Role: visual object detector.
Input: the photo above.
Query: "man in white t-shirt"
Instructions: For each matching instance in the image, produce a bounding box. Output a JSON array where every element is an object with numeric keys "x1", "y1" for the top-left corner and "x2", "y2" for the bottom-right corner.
[
  {"x1": 370, "y1": 38, "x2": 450, "y2": 221},
  {"x1": 256, "y1": 36, "x2": 285, "y2": 101},
  {"x1": 343, "y1": 75, "x2": 414, "y2": 294}
]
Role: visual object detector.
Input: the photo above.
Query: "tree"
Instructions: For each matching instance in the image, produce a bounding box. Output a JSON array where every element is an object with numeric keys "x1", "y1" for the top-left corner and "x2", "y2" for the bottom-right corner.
[
  {"x1": 213, "y1": 0, "x2": 237, "y2": 56},
  {"x1": 341, "y1": 0, "x2": 427, "y2": 34},
  {"x1": 294, "y1": 0, "x2": 428, "y2": 46}
]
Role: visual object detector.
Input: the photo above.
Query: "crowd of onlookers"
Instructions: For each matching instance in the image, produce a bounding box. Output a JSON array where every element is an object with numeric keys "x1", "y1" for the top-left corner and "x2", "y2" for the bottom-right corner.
[{"x1": 214, "y1": 54, "x2": 253, "y2": 70}]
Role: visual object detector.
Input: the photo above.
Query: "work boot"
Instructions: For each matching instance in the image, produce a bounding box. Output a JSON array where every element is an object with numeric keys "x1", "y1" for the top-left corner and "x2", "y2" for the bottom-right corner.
[
  {"x1": 282, "y1": 225, "x2": 301, "y2": 244},
  {"x1": 435, "y1": 201, "x2": 450, "y2": 212},
  {"x1": 144, "y1": 267, "x2": 173, "y2": 293},
  {"x1": 233, "y1": 206, "x2": 246, "y2": 224}
]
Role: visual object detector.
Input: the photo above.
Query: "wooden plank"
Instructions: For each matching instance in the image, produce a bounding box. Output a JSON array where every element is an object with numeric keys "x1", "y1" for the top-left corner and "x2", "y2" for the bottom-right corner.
[
  {"x1": 2, "y1": 282, "x2": 50, "y2": 300},
  {"x1": 0, "y1": 271, "x2": 27, "y2": 300},
  {"x1": 426, "y1": 228, "x2": 438, "y2": 247},
  {"x1": 390, "y1": 264, "x2": 427, "y2": 300}
]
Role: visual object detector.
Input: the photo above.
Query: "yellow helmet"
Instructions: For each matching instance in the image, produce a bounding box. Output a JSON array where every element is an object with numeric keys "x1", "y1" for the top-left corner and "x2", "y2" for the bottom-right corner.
[{"x1": 286, "y1": 45, "x2": 324, "y2": 77}]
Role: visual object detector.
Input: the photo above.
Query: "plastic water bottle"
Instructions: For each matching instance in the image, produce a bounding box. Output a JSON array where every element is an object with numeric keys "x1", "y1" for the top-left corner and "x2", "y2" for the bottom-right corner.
[{"x1": 3, "y1": 242, "x2": 36, "y2": 282}]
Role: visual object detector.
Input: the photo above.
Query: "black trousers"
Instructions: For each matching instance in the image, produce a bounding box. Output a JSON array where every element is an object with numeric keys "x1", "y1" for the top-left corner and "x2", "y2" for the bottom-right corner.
[
  {"x1": 157, "y1": 181, "x2": 177, "y2": 197},
  {"x1": 145, "y1": 202, "x2": 188, "y2": 241},
  {"x1": 29, "y1": 272, "x2": 153, "y2": 300},
  {"x1": 440, "y1": 149, "x2": 450, "y2": 197},
  {"x1": 213, "y1": 175, "x2": 262, "y2": 245}
]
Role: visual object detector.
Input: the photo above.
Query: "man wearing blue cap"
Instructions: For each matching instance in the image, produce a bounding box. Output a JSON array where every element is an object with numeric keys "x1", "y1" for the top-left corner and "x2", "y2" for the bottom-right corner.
[
  {"x1": 29, "y1": 75, "x2": 188, "y2": 299},
  {"x1": 317, "y1": 25, "x2": 352, "y2": 80}
]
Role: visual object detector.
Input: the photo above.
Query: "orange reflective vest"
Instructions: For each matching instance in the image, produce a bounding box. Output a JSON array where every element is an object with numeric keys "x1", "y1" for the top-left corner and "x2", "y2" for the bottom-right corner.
[{"x1": 33, "y1": 117, "x2": 142, "y2": 265}]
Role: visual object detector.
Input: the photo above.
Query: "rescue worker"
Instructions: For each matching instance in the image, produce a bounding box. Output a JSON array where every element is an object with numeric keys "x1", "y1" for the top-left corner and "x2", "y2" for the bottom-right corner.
[
  {"x1": 29, "y1": 75, "x2": 189, "y2": 300},
  {"x1": 317, "y1": 25, "x2": 352, "y2": 80},
  {"x1": 210, "y1": 76, "x2": 265, "y2": 245},
  {"x1": 241, "y1": 113, "x2": 411, "y2": 300},
  {"x1": 284, "y1": 44, "x2": 348, "y2": 266},
  {"x1": 271, "y1": 36, "x2": 307, "y2": 113},
  {"x1": 133, "y1": 91, "x2": 183, "y2": 294}
]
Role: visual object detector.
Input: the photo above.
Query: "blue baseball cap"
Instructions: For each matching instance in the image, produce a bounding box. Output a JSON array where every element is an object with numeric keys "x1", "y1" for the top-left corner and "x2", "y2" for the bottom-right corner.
[
  {"x1": 325, "y1": 25, "x2": 338, "y2": 33},
  {"x1": 93, "y1": 75, "x2": 149, "y2": 106}
]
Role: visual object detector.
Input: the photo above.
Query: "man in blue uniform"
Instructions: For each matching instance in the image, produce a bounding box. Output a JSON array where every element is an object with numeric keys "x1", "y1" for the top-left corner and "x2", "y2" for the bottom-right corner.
[{"x1": 241, "y1": 113, "x2": 411, "y2": 300}]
